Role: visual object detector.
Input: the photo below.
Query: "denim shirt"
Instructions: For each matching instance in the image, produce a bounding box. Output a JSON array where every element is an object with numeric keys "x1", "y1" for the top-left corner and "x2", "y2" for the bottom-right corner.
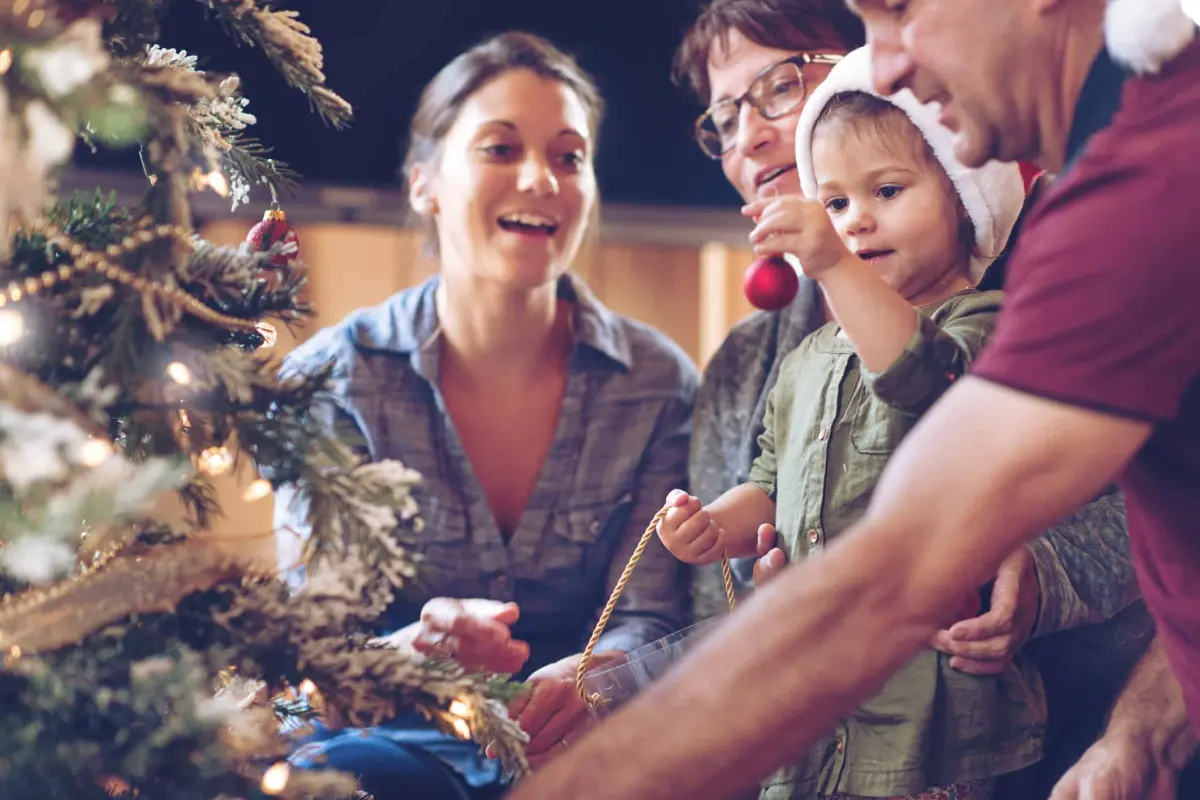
[{"x1": 275, "y1": 274, "x2": 695, "y2": 676}]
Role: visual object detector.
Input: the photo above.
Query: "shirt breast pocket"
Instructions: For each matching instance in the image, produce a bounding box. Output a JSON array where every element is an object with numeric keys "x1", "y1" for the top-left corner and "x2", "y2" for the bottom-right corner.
[
  {"x1": 847, "y1": 380, "x2": 910, "y2": 456},
  {"x1": 544, "y1": 493, "x2": 635, "y2": 588}
]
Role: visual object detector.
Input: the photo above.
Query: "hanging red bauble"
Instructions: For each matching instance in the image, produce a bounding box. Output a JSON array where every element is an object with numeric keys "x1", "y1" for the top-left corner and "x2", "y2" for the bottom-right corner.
[
  {"x1": 245, "y1": 203, "x2": 299, "y2": 268},
  {"x1": 743, "y1": 256, "x2": 799, "y2": 311}
]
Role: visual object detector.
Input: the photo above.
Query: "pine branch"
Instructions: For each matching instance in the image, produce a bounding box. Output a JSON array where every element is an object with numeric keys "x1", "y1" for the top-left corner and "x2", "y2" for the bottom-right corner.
[{"x1": 200, "y1": 0, "x2": 353, "y2": 128}]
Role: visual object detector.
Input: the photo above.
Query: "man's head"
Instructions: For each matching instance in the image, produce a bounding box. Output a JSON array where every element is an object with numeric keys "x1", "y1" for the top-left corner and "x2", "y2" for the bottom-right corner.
[
  {"x1": 673, "y1": 0, "x2": 865, "y2": 202},
  {"x1": 849, "y1": 0, "x2": 1107, "y2": 170}
]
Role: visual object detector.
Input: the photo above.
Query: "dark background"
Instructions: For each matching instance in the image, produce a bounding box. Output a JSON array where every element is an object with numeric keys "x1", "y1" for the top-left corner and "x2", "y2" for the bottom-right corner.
[{"x1": 77, "y1": 0, "x2": 743, "y2": 209}]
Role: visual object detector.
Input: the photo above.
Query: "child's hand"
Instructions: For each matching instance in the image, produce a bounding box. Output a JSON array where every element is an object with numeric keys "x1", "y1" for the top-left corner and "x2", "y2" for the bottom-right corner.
[
  {"x1": 742, "y1": 195, "x2": 852, "y2": 279},
  {"x1": 656, "y1": 489, "x2": 726, "y2": 565}
]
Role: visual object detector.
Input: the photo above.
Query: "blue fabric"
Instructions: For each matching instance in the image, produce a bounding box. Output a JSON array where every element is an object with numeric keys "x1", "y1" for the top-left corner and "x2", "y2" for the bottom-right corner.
[
  {"x1": 276, "y1": 273, "x2": 695, "y2": 671},
  {"x1": 290, "y1": 715, "x2": 504, "y2": 799}
]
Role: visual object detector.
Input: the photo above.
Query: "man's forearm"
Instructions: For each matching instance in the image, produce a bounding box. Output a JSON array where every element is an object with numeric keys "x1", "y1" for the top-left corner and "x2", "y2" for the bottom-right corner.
[
  {"x1": 509, "y1": 528, "x2": 940, "y2": 799},
  {"x1": 1106, "y1": 639, "x2": 1198, "y2": 770},
  {"x1": 506, "y1": 380, "x2": 1150, "y2": 799}
]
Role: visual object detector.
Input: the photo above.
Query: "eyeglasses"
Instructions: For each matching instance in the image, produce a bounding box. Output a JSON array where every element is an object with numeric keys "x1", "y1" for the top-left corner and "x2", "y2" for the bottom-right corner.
[{"x1": 693, "y1": 53, "x2": 844, "y2": 160}]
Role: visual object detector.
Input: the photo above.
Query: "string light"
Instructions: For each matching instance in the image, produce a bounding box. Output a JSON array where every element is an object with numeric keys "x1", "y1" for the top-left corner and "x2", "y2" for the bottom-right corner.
[
  {"x1": 196, "y1": 446, "x2": 233, "y2": 477},
  {"x1": 451, "y1": 717, "x2": 471, "y2": 739},
  {"x1": 0, "y1": 49, "x2": 12, "y2": 76},
  {"x1": 0, "y1": 309, "x2": 25, "y2": 346},
  {"x1": 448, "y1": 698, "x2": 472, "y2": 739},
  {"x1": 77, "y1": 438, "x2": 114, "y2": 467},
  {"x1": 190, "y1": 168, "x2": 230, "y2": 198},
  {"x1": 242, "y1": 479, "x2": 272, "y2": 502},
  {"x1": 259, "y1": 762, "x2": 290, "y2": 795},
  {"x1": 166, "y1": 362, "x2": 191, "y2": 384}
]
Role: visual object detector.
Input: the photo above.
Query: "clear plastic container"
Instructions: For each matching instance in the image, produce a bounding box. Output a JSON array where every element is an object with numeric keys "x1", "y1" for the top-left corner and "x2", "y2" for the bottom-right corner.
[{"x1": 579, "y1": 617, "x2": 723, "y2": 719}]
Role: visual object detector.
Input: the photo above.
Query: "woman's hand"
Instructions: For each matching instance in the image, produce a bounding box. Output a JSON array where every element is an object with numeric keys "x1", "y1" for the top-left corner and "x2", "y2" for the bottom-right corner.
[
  {"x1": 375, "y1": 597, "x2": 530, "y2": 675},
  {"x1": 488, "y1": 652, "x2": 623, "y2": 769}
]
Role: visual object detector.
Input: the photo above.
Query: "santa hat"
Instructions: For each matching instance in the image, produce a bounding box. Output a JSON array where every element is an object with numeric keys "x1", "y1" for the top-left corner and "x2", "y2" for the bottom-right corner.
[
  {"x1": 1106, "y1": 0, "x2": 1196, "y2": 75},
  {"x1": 793, "y1": 46, "x2": 1025, "y2": 285}
]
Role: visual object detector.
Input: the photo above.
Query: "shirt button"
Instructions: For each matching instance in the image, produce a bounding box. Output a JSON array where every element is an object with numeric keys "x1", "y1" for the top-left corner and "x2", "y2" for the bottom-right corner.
[
  {"x1": 836, "y1": 737, "x2": 844, "y2": 754},
  {"x1": 817, "y1": 428, "x2": 828, "y2": 441},
  {"x1": 807, "y1": 529, "x2": 820, "y2": 545}
]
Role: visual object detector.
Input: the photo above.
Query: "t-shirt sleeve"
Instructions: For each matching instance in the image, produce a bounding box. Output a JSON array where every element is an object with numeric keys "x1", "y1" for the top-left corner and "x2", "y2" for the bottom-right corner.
[{"x1": 972, "y1": 154, "x2": 1200, "y2": 423}]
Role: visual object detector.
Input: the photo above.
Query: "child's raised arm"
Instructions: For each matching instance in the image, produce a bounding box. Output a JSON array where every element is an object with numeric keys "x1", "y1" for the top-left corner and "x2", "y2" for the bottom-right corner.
[{"x1": 744, "y1": 196, "x2": 921, "y2": 374}]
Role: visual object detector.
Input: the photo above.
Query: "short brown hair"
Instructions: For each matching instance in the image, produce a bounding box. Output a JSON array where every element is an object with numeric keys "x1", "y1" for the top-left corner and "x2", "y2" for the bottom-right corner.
[{"x1": 672, "y1": 0, "x2": 865, "y2": 103}]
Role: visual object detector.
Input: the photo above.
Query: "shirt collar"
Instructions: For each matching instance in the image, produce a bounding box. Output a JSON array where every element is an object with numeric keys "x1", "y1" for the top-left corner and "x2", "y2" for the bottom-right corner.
[
  {"x1": 1062, "y1": 47, "x2": 1130, "y2": 176},
  {"x1": 350, "y1": 272, "x2": 634, "y2": 371}
]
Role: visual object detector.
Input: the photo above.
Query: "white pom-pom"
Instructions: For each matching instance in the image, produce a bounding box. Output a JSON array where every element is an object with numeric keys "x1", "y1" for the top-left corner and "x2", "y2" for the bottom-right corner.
[{"x1": 1106, "y1": 0, "x2": 1196, "y2": 75}]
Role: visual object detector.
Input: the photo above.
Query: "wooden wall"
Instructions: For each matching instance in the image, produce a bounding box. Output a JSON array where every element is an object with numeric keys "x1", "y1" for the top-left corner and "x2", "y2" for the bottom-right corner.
[{"x1": 194, "y1": 218, "x2": 758, "y2": 565}]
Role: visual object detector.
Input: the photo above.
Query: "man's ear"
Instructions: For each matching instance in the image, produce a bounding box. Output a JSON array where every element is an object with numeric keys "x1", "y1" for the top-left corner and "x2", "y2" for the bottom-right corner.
[{"x1": 408, "y1": 162, "x2": 438, "y2": 216}]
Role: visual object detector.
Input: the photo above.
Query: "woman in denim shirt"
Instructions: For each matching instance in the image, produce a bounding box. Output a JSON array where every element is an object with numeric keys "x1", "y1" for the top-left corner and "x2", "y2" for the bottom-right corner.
[{"x1": 276, "y1": 31, "x2": 695, "y2": 799}]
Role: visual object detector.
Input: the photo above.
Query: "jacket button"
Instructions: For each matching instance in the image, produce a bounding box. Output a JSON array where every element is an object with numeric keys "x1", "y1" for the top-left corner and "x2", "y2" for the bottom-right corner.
[
  {"x1": 807, "y1": 529, "x2": 820, "y2": 545},
  {"x1": 817, "y1": 428, "x2": 828, "y2": 441}
]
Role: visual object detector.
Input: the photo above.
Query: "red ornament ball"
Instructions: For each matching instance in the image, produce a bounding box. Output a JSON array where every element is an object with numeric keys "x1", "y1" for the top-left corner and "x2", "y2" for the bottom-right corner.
[
  {"x1": 245, "y1": 207, "x2": 299, "y2": 268},
  {"x1": 743, "y1": 256, "x2": 799, "y2": 311}
]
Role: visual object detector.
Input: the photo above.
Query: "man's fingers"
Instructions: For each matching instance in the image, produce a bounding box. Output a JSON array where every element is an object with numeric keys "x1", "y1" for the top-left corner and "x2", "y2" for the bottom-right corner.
[
  {"x1": 948, "y1": 603, "x2": 1015, "y2": 642},
  {"x1": 940, "y1": 635, "x2": 1014, "y2": 660},
  {"x1": 1048, "y1": 773, "x2": 1080, "y2": 800},
  {"x1": 948, "y1": 655, "x2": 1007, "y2": 675}
]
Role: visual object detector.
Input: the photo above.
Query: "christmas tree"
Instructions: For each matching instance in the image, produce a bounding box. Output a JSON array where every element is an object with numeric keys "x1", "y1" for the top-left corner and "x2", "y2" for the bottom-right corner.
[{"x1": 0, "y1": 1, "x2": 527, "y2": 797}]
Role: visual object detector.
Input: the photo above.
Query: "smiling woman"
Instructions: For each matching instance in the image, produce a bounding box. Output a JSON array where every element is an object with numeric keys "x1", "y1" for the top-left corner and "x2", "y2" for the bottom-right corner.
[{"x1": 275, "y1": 30, "x2": 695, "y2": 799}]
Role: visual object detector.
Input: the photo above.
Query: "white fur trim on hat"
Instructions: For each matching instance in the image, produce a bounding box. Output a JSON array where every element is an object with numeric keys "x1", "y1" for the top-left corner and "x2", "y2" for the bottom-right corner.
[
  {"x1": 793, "y1": 46, "x2": 1025, "y2": 285},
  {"x1": 1107, "y1": 0, "x2": 1196, "y2": 75}
]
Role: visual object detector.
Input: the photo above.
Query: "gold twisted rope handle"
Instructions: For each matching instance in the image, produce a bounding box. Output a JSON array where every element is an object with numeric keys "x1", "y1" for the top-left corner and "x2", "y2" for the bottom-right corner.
[{"x1": 575, "y1": 504, "x2": 737, "y2": 707}]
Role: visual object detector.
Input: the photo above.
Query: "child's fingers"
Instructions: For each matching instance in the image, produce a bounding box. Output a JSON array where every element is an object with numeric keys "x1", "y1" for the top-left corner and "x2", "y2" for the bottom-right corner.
[
  {"x1": 688, "y1": 523, "x2": 724, "y2": 565},
  {"x1": 664, "y1": 489, "x2": 689, "y2": 507},
  {"x1": 673, "y1": 509, "x2": 713, "y2": 545},
  {"x1": 664, "y1": 498, "x2": 703, "y2": 530}
]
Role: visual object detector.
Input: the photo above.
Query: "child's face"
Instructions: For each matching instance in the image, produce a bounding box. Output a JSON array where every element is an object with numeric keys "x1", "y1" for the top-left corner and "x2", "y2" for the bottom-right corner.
[{"x1": 812, "y1": 117, "x2": 969, "y2": 302}]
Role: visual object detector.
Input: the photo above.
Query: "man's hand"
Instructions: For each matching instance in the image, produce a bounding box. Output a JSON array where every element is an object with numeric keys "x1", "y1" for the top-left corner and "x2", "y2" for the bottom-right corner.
[
  {"x1": 751, "y1": 523, "x2": 787, "y2": 586},
  {"x1": 931, "y1": 546, "x2": 1040, "y2": 675},
  {"x1": 1050, "y1": 731, "x2": 1179, "y2": 800}
]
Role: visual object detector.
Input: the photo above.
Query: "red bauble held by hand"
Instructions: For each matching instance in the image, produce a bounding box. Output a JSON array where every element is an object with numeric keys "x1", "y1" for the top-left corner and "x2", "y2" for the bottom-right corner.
[{"x1": 743, "y1": 255, "x2": 799, "y2": 311}]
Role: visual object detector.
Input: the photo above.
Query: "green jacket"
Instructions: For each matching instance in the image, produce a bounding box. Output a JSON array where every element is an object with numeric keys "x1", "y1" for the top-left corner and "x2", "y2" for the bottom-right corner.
[{"x1": 749, "y1": 290, "x2": 1046, "y2": 798}]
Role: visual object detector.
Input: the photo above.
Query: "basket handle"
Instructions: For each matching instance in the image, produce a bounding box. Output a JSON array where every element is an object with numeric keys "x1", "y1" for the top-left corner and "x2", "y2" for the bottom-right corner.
[{"x1": 575, "y1": 504, "x2": 737, "y2": 706}]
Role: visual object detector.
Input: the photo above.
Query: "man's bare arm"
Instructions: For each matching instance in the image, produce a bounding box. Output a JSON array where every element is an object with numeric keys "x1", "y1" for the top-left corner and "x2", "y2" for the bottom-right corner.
[
  {"x1": 508, "y1": 377, "x2": 1151, "y2": 799},
  {"x1": 1105, "y1": 639, "x2": 1198, "y2": 772},
  {"x1": 1050, "y1": 638, "x2": 1198, "y2": 799}
]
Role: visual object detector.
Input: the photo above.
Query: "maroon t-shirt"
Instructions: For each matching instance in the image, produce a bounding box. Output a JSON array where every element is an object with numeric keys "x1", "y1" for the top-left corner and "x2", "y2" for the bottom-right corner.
[{"x1": 973, "y1": 38, "x2": 1200, "y2": 730}]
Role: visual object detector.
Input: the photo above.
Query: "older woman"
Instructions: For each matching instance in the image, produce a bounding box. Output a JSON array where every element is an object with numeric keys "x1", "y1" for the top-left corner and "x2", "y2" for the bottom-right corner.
[{"x1": 276, "y1": 31, "x2": 694, "y2": 799}]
